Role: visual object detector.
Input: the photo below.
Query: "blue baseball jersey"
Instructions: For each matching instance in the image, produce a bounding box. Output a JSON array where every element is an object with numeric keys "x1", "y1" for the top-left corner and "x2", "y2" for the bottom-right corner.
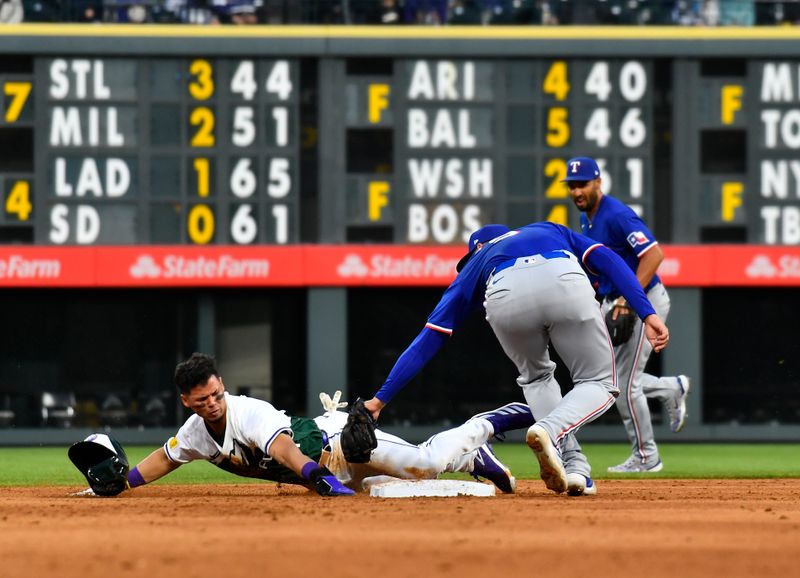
[
  {"x1": 579, "y1": 195, "x2": 661, "y2": 299},
  {"x1": 425, "y1": 222, "x2": 604, "y2": 335},
  {"x1": 374, "y1": 222, "x2": 656, "y2": 403}
]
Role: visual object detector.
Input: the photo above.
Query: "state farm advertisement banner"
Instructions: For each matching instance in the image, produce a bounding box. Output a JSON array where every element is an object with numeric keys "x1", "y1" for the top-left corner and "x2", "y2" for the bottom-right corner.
[
  {"x1": 304, "y1": 246, "x2": 462, "y2": 286},
  {"x1": 0, "y1": 245, "x2": 799, "y2": 287},
  {"x1": 95, "y1": 247, "x2": 305, "y2": 287},
  {"x1": 659, "y1": 246, "x2": 800, "y2": 287}
]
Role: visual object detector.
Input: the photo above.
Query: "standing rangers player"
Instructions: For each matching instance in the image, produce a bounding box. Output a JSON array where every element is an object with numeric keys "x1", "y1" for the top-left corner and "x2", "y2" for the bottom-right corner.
[
  {"x1": 564, "y1": 156, "x2": 690, "y2": 473},
  {"x1": 360, "y1": 221, "x2": 670, "y2": 495}
]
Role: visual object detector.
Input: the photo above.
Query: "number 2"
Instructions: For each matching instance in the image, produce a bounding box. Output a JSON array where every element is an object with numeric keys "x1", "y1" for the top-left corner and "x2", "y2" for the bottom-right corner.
[{"x1": 190, "y1": 107, "x2": 215, "y2": 147}]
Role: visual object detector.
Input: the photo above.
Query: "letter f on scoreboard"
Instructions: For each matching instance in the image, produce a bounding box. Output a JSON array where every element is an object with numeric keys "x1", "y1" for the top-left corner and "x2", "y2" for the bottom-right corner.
[
  {"x1": 721, "y1": 85, "x2": 743, "y2": 125},
  {"x1": 369, "y1": 181, "x2": 390, "y2": 221},
  {"x1": 368, "y1": 83, "x2": 390, "y2": 124}
]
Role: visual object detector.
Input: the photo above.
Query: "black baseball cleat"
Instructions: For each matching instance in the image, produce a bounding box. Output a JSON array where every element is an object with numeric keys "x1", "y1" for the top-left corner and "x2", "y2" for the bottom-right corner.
[{"x1": 471, "y1": 443, "x2": 516, "y2": 494}]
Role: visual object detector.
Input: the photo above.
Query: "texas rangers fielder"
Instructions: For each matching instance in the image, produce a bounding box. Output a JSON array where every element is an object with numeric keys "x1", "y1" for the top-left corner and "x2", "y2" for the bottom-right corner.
[
  {"x1": 363, "y1": 222, "x2": 670, "y2": 494},
  {"x1": 564, "y1": 156, "x2": 690, "y2": 473}
]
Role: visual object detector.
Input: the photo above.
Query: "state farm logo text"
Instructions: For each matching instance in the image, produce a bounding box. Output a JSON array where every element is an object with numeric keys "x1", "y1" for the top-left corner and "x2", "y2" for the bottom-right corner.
[
  {"x1": 0, "y1": 255, "x2": 60, "y2": 278},
  {"x1": 130, "y1": 254, "x2": 270, "y2": 279},
  {"x1": 746, "y1": 254, "x2": 800, "y2": 279},
  {"x1": 337, "y1": 254, "x2": 457, "y2": 278}
]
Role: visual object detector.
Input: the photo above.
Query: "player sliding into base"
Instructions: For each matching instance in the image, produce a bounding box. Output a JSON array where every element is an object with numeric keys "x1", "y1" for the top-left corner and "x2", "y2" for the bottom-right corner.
[{"x1": 93, "y1": 353, "x2": 543, "y2": 497}]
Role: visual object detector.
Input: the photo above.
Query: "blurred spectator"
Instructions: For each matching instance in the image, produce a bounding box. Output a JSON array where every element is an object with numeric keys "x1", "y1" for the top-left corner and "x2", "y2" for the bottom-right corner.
[
  {"x1": 756, "y1": 0, "x2": 800, "y2": 25},
  {"x1": 3, "y1": 0, "x2": 793, "y2": 26},
  {"x1": 1, "y1": 0, "x2": 24, "y2": 22},
  {"x1": 20, "y1": 0, "x2": 61, "y2": 20},
  {"x1": 483, "y1": 0, "x2": 542, "y2": 24},
  {"x1": 403, "y1": 0, "x2": 447, "y2": 24},
  {"x1": 212, "y1": 0, "x2": 262, "y2": 23},
  {"x1": 720, "y1": 1, "x2": 754, "y2": 25},
  {"x1": 449, "y1": 0, "x2": 481, "y2": 23},
  {"x1": 68, "y1": 0, "x2": 102, "y2": 21}
]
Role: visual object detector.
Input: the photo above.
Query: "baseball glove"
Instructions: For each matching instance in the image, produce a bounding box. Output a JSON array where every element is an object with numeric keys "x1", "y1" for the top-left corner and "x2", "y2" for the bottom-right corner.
[
  {"x1": 340, "y1": 398, "x2": 378, "y2": 463},
  {"x1": 605, "y1": 306, "x2": 636, "y2": 346}
]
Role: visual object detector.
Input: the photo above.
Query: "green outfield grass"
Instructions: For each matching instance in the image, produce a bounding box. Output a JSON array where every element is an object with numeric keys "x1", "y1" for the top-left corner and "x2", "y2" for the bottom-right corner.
[{"x1": 1, "y1": 444, "x2": 798, "y2": 487}]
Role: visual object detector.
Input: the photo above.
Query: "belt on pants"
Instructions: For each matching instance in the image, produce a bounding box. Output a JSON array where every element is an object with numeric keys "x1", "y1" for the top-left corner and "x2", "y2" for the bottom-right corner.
[{"x1": 491, "y1": 250, "x2": 574, "y2": 277}]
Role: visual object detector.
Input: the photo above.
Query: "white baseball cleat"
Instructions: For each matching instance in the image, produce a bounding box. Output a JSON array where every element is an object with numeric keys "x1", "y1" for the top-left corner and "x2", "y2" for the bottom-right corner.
[
  {"x1": 566, "y1": 473, "x2": 597, "y2": 496},
  {"x1": 526, "y1": 424, "x2": 567, "y2": 493},
  {"x1": 667, "y1": 375, "x2": 691, "y2": 433},
  {"x1": 607, "y1": 456, "x2": 664, "y2": 473}
]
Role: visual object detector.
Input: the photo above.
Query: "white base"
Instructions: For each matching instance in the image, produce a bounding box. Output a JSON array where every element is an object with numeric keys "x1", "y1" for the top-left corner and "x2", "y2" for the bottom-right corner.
[{"x1": 363, "y1": 476, "x2": 496, "y2": 498}]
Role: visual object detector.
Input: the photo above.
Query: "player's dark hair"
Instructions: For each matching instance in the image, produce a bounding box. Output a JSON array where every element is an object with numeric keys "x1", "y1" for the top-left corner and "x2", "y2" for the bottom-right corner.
[{"x1": 174, "y1": 352, "x2": 219, "y2": 395}]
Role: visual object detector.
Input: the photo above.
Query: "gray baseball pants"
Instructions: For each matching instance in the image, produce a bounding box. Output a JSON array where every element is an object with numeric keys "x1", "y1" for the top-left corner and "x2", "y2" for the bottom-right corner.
[
  {"x1": 603, "y1": 282, "x2": 681, "y2": 465},
  {"x1": 483, "y1": 255, "x2": 618, "y2": 477}
]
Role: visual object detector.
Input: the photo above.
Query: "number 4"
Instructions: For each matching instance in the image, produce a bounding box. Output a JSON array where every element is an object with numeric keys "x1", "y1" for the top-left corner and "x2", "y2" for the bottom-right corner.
[
  {"x1": 266, "y1": 61, "x2": 292, "y2": 100},
  {"x1": 6, "y1": 181, "x2": 32, "y2": 221}
]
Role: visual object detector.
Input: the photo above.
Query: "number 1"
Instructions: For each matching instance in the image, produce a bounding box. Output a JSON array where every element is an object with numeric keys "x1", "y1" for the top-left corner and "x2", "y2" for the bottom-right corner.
[{"x1": 193, "y1": 158, "x2": 210, "y2": 197}]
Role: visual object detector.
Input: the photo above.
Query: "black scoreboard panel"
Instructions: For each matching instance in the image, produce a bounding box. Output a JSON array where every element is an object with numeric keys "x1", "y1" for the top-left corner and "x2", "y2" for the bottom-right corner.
[
  {"x1": 0, "y1": 59, "x2": 35, "y2": 242},
  {"x1": 339, "y1": 58, "x2": 654, "y2": 244},
  {"x1": 5, "y1": 56, "x2": 300, "y2": 245},
  {"x1": 674, "y1": 57, "x2": 800, "y2": 245},
  {"x1": 3, "y1": 29, "x2": 800, "y2": 247}
]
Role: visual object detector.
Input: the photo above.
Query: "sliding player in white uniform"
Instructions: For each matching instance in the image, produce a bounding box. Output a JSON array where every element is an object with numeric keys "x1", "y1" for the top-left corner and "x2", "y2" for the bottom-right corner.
[{"x1": 125, "y1": 353, "x2": 534, "y2": 495}]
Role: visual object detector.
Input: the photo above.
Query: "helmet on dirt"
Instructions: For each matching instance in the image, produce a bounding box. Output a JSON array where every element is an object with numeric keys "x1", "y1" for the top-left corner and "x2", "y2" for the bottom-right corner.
[{"x1": 68, "y1": 433, "x2": 130, "y2": 497}]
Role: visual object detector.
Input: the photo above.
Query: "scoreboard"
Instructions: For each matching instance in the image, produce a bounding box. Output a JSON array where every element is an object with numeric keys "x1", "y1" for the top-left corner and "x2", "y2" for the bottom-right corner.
[
  {"x1": 1, "y1": 26, "x2": 800, "y2": 250},
  {"x1": 333, "y1": 57, "x2": 653, "y2": 244},
  {"x1": 2, "y1": 54, "x2": 299, "y2": 245},
  {"x1": 674, "y1": 57, "x2": 800, "y2": 245}
]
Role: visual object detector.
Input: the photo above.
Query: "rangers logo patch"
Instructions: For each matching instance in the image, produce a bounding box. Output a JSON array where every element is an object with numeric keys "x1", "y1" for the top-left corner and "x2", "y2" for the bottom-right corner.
[{"x1": 627, "y1": 231, "x2": 650, "y2": 247}]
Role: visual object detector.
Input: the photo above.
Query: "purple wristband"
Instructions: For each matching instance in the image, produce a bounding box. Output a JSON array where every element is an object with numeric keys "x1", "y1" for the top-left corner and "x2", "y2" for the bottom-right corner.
[
  {"x1": 127, "y1": 466, "x2": 146, "y2": 488},
  {"x1": 301, "y1": 462, "x2": 318, "y2": 480}
]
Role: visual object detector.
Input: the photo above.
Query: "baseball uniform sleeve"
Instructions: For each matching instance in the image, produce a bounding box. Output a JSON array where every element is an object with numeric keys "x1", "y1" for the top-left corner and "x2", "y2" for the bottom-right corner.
[
  {"x1": 584, "y1": 245, "x2": 656, "y2": 319},
  {"x1": 164, "y1": 415, "x2": 212, "y2": 464},
  {"x1": 373, "y1": 278, "x2": 479, "y2": 403},
  {"x1": 374, "y1": 327, "x2": 449, "y2": 403},
  {"x1": 614, "y1": 207, "x2": 659, "y2": 257}
]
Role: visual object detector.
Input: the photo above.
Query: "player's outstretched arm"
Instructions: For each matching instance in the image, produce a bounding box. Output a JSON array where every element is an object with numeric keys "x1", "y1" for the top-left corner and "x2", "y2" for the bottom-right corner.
[
  {"x1": 643, "y1": 314, "x2": 669, "y2": 353},
  {"x1": 128, "y1": 447, "x2": 182, "y2": 488},
  {"x1": 268, "y1": 433, "x2": 354, "y2": 496}
]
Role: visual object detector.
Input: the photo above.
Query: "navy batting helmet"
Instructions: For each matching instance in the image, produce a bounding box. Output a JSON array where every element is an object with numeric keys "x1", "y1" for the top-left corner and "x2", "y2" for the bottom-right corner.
[{"x1": 68, "y1": 433, "x2": 130, "y2": 497}]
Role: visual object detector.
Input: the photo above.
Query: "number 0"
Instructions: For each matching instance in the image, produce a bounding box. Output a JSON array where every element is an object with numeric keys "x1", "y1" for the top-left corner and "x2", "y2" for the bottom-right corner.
[{"x1": 188, "y1": 204, "x2": 215, "y2": 244}]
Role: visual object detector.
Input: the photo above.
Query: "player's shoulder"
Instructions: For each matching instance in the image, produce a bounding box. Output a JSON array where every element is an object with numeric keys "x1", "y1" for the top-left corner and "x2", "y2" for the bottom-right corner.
[
  {"x1": 176, "y1": 413, "x2": 207, "y2": 442},
  {"x1": 227, "y1": 392, "x2": 279, "y2": 414},
  {"x1": 600, "y1": 194, "x2": 633, "y2": 215}
]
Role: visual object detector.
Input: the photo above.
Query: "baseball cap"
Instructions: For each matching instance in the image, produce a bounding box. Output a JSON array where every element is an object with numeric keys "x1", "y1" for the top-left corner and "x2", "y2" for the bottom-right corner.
[
  {"x1": 561, "y1": 157, "x2": 601, "y2": 182},
  {"x1": 456, "y1": 224, "x2": 510, "y2": 272}
]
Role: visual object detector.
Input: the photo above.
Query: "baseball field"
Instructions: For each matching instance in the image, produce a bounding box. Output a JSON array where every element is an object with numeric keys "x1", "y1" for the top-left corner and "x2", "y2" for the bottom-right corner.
[{"x1": 1, "y1": 443, "x2": 798, "y2": 578}]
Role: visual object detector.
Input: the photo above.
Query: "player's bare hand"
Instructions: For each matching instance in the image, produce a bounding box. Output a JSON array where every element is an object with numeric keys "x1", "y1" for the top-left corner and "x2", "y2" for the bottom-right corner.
[
  {"x1": 363, "y1": 397, "x2": 385, "y2": 421},
  {"x1": 643, "y1": 314, "x2": 669, "y2": 352},
  {"x1": 611, "y1": 304, "x2": 630, "y2": 321}
]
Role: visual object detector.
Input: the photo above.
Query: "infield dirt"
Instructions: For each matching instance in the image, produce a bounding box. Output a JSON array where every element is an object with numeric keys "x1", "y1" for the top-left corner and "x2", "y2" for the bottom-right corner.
[{"x1": 1, "y1": 479, "x2": 798, "y2": 578}]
